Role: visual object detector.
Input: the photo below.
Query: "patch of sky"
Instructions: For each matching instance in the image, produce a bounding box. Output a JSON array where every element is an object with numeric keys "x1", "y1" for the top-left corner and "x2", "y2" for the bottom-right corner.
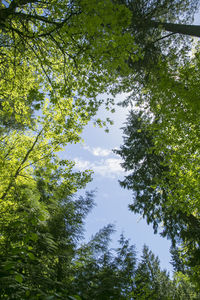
[{"x1": 59, "y1": 92, "x2": 173, "y2": 275}]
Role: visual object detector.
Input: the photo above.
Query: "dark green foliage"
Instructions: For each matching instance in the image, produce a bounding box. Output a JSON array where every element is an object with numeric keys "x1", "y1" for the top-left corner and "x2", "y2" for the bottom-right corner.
[
  {"x1": 133, "y1": 245, "x2": 173, "y2": 300},
  {"x1": 115, "y1": 108, "x2": 200, "y2": 236},
  {"x1": 170, "y1": 246, "x2": 187, "y2": 274},
  {"x1": 114, "y1": 111, "x2": 175, "y2": 237},
  {"x1": 115, "y1": 103, "x2": 200, "y2": 288},
  {"x1": 1, "y1": 170, "x2": 196, "y2": 299},
  {"x1": 68, "y1": 231, "x2": 136, "y2": 299},
  {"x1": 134, "y1": 245, "x2": 199, "y2": 300},
  {"x1": 1, "y1": 0, "x2": 200, "y2": 299},
  {"x1": 114, "y1": 0, "x2": 200, "y2": 95},
  {"x1": 0, "y1": 181, "x2": 95, "y2": 299}
]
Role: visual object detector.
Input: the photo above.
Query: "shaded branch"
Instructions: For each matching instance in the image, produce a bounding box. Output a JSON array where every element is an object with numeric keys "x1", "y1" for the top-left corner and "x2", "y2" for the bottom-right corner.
[
  {"x1": 153, "y1": 32, "x2": 176, "y2": 43},
  {"x1": 150, "y1": 20, "x2": 200, "y2": 38}
]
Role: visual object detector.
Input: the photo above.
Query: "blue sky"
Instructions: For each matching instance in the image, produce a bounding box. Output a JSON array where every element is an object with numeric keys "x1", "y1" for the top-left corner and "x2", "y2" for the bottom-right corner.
[{"x1": 62, "y1": 93, "x2": 173, "y2": 273}]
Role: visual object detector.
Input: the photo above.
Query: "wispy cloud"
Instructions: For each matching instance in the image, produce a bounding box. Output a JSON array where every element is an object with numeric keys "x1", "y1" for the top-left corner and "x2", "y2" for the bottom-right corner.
[
  {"x1": 74, "y1": 157, "x2": 124, "y2": 178},
  {"x1": 83, "y1": 144, "x2": 112, "y2": 157}
]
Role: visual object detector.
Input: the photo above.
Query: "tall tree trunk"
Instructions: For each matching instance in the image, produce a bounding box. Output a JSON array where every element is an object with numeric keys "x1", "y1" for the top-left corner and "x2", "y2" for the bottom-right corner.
[{"x1": 150, "y1": 21, "x2": 200, "y2": 38}]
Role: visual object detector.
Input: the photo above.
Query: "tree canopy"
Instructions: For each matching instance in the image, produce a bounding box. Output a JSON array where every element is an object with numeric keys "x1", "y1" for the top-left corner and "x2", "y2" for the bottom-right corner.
[{"x1": 1, "y1": 0, "x2": 200, "y2": 298}]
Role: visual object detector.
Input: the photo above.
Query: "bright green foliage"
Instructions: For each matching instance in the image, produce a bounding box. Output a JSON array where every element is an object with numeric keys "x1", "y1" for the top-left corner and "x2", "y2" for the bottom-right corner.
[
  {"x1": 0, "y1": 1, "x2": 131, "y2": 298},
  {"x1": 0, "y1": 93, "x2": 94, "y2": 299},
  {"x1": 0, "y1": 0, "x2": 135, "y2": 129},
  {"x1": 0, "y1": 0, "x2": 198, "y2": 119},
  {"x1": 1, "y1": 0, "x2": 200, "y2": 298}
]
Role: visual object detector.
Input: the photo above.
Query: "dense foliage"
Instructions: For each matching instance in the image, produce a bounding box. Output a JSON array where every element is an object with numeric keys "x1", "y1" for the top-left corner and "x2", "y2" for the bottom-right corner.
[
  {"x1": 116, "y1": 48, "x2": 200, "y2": 289},
  {"x1": 1, "y1": 0, "x2": 200, "y2": 298}
]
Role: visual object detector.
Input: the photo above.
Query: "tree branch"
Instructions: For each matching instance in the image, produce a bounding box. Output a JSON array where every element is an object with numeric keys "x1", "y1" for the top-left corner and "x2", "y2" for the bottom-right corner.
[
  {"x1": 0, "y1": 129, "x2": 43, "y2": 200},
  {"x1": 153, "y1": 32, "x2": 176, "y2": 43},
  {"x1": 9, "y1": 0, "x2": 38, "y2": 10},
  {"x1": 150, "y1": 20, "x2": 200, "y2": 38},
  {"x1": 14, "y1": 11, "x2": 61, "y2": 25}
]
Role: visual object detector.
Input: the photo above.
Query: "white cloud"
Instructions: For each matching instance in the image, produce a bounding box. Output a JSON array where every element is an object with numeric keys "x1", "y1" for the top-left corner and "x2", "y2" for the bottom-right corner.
[
  {"x1": 74, "y1": 158, "x2": 91, "y2": 170},
  {"x1": 83, "y1": 144, "x2": 111, "y2": 157},
  {"x1": 74, "y1": 157, "x2": 124, "y2": 178}
]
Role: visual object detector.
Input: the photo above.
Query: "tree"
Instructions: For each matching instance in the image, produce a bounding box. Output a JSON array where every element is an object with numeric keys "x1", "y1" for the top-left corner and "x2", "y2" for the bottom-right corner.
[
  {"x1": 1, "y1": 127, "x2": 198, "y2": 299},
  {"x1": 1, "y1": 0, "x2": 200, "y2": 298},
  {"x1": 124, "y1": 0, "x2": 200, "y2": 37},
  {"x1": 0, "y1": 0, "x2": 199, "y2": 107},
  {"x1": 0, "y1": 0, "x2": 199, "y2": 140},
  {"x1": 113, "y1": 0, "x2": 200, "y2": 95},
  {"x1": 0, "y1": 2, "x2": 133, "y2": 298},
  {"x1": 115, "y1": 48, "x2": 200, "y2": 288},
  {"x1": 133, "y1": 245, "x2": 198, "y2": 300},
  {"x1": 0, "y1": 56, "x2": 95, "y2": 298},
  {"x1": 133, "y1": 245, "x2": 172, "y2": 299},
  {"x1": 68, "y1": 229, "x2": 136, "y2": 300},
  {"x1": 0, "y1": 146, "x2": 93, "y2": 298}
]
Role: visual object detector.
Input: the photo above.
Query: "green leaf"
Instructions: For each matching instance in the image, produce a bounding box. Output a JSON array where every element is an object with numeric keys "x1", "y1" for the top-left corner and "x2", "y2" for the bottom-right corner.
[
  {"x1": 4, "y1": 262, "x2": 14, "y2": 271},
  {"x1": 28, "y1": 252, "x2": 35, "y2": 260},
  {"x1": 15, "y1": 274, "x2": 23, "y2": 283},
  {"x1": 30, "y1": 233, "x2": 38, "y2": 242},
  {"x1": 26, "y1": 291, "x2": 30, "y2": 297},
  {"x1": 38, "y1": 215, "x2": 46, "y2": 221}
]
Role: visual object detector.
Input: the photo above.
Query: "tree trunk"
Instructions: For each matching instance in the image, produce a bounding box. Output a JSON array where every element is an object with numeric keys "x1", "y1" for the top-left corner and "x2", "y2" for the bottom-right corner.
[{"x1": 150, "y1": 21, "x2": 200, "y2": 38}]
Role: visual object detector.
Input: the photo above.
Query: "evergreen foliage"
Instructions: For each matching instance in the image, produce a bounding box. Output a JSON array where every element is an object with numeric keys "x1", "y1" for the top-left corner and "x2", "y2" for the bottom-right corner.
[
  {"x1": 0, "y1": 0, "x2": 200, "y2": 298},
  {"x1": 116, "y1": 48, "x2": 200, "y2": 289}
]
